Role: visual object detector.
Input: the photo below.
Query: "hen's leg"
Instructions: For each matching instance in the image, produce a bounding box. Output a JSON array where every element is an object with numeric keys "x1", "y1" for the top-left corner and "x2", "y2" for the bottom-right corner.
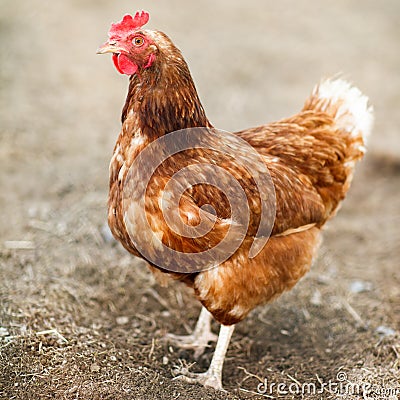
[
  {"x1": 172, "y1": 324, "x2": 234, "y2": 391},
  {"x1": 165, "y1": 306, "x2": 218, "y2": 359}
]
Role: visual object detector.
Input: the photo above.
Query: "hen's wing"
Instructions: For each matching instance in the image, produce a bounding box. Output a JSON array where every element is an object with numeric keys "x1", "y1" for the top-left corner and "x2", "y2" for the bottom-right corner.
[
  {"x1": 236, "y1": 79, "x2": 372, "y2": 235},
  {"x1": 236, "y1": 112, "x2": 341, "y2": 235}
]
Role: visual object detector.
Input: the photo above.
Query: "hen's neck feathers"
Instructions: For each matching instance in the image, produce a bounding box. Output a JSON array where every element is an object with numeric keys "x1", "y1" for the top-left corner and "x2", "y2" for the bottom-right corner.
[{"x1": 121, "y1": 31, "x2": 211, "y2": 139}]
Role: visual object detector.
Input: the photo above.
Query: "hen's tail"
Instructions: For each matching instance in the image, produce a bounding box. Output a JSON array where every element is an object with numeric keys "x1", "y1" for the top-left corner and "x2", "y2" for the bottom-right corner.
[
  {"x1": 304, "y1": 78, "x2": 373, "y2": 158},
  {"x1": 302, "y1": 78, "x2": 373, "y2": 217}
]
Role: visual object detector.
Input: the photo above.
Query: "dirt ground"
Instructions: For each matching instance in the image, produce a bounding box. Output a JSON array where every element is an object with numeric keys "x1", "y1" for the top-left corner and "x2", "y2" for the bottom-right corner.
[{"x1": 1, "y1": 0, "x2": 399, "y2": 399}]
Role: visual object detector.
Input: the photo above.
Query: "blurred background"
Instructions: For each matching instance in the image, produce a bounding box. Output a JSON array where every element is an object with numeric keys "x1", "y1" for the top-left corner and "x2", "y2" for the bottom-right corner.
[
  {"x1": 1, "y1": 0, "x2": 399, "y2": 237},
  {"x1": 1, "y1": 0, "x2": 399, "y2": 399}
]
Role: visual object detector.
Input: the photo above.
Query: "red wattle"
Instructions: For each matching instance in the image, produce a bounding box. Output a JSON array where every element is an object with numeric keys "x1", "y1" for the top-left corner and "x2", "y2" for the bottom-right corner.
[
  {"x1": 112, "y1": 53, "x2": 138, "y2": 75},
  {"x1": 112, "y1": 54, "x2": 124, "y2": 74}
]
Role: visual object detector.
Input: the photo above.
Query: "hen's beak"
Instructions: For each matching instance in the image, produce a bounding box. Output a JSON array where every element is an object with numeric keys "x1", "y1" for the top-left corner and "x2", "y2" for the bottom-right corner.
[{"x1": 96, "y1": 41, "x2": 121, "y2": 55}]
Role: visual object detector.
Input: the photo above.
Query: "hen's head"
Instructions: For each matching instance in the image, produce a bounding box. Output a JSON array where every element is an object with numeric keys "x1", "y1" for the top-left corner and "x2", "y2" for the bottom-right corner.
[{"x1": 97, "y1": 11, "x2": 158, "y2": 75}]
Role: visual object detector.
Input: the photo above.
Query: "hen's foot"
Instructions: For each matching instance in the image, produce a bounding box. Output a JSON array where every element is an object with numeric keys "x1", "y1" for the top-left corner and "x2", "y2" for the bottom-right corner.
[
  {"x1": 171, "y1": 324, "x2": 235, "y2": 392},
  {"x1": 164, "y1": 307, "x2": 217, "y2": 358},
  {"x1": 172, "y1": 364, "x2": 224, "y2": 391}
]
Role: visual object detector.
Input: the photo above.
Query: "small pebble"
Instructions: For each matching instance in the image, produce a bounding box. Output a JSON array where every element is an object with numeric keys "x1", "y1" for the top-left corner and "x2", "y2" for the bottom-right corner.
[
  {"x1": 162, "y1": 356, "x2": 169, "y2": 365},
  {"x1": 376, "y1": 326, "x2": 396, "y2": 337},
  {"x1": 90, "y1": 364, "x2": 100, "y2": 373},
  {"x1": 0, "y1": 327, "x2": 9, "y2": 337},
  {"x1": 349, "y1": 280, "x2": 373, "y2": 294},
  {"x1": 116, "y1": 316, "x2": 129, "y2": 325},
  {"x1": 317, "y1": 274, "x2": 331, "y2": 285},
  {"x1": 310, "y1": 290, "x2": 322, "y2": 306}
]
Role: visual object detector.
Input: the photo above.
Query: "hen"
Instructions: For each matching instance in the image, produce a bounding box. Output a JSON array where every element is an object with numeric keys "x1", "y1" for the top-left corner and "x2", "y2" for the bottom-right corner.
[{"x1": 97, "y1": 11, "x2": 373, "y2": 390}]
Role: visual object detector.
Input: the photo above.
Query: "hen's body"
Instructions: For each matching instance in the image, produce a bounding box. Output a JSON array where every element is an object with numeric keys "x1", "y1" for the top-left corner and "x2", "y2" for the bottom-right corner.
[{"x1": 99, "y1": 16, "x2": 373, "y2": 390}]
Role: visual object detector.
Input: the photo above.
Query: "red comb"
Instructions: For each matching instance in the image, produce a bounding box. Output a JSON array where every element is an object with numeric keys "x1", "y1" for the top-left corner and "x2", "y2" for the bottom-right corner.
[{"x1": 108, "y1": 11, "x2": 150, "y2": 39}]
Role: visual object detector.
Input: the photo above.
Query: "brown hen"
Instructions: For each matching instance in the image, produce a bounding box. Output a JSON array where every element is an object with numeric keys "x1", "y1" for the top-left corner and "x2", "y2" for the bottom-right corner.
[{"x1": 97, "y1": 11, "x2": 373, "y2": 390}]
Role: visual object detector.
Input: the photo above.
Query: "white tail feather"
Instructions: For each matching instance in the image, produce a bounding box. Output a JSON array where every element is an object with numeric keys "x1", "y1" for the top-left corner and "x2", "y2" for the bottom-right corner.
[{"x1": 313, "y1": 78, "x2": 374, "y2": 144}]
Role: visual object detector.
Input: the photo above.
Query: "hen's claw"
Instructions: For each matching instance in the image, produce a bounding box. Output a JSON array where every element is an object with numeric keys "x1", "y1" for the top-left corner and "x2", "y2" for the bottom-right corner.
[
  {"x1": 171, "y1": 324, "x2": 235, "y2": 391},
  {"x1": 172, "y1": 367, "x2": 225, "y2": 391},
  {"x1": 164, "y1": 307, "x2": 217, "y2": 358},
  {"x1": 165, "y1": 330, "x2": 218, "y2": 359}
]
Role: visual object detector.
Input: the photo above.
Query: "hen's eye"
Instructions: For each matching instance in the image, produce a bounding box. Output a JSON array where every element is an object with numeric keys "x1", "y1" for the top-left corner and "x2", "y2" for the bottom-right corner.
[{"x1": 133, "y1": 36, "x2": 144, "y2": 46}]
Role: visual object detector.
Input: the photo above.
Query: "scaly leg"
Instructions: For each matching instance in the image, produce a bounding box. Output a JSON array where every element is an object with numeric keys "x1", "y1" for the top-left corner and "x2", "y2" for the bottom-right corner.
[
  {"x1": 165, "y1": 306, "x2": 218, "y2": 359},
  {"x1": 172, "y1": 324, "x2": 235, "y2": 391}
]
